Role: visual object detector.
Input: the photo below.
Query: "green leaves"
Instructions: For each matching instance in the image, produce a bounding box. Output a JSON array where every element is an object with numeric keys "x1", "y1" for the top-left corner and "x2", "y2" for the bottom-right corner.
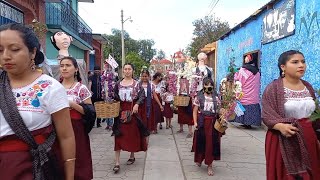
[
  {"x1": 310, "y1": 89, "x2": 320, "y2": 122},
  {"x1": 187, "y1": 16, "x2": 230, "y2": 58}
]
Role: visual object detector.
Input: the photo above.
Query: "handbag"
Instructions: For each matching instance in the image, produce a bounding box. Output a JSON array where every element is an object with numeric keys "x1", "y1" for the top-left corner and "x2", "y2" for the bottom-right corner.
[{"x1": 120, "y1": 101, "x2": 134, "y2": 124}]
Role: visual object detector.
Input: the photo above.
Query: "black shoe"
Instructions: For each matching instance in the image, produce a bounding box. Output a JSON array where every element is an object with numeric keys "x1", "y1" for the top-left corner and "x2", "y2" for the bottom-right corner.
[
  {"x1": 159, "y1": 124, "x2": 163, "y2": 129},
  {"x1": 113, "y1": 165, "x2": 120, "y2": 173}
]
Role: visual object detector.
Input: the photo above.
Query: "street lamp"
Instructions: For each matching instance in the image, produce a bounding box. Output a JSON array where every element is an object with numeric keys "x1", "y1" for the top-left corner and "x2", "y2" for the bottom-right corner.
[{"x1": 121, "y1": 9, "x2": 132, "y2": 69}]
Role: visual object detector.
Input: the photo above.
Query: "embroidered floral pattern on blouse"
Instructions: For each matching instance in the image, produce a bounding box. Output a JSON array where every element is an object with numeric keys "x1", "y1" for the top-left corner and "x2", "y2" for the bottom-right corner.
[
  {"x1": 15, "y1": 80, "x2": 52, "y2": 112},
  {"x1": 284, "y1": 87, "x2": 312, "y2": 101},
  {"x1": 66, "y1": 83, "x2": 91, "y2": 104},
  {"x1": 118, "y1": 80, "x2": 140, "y2": 102}
]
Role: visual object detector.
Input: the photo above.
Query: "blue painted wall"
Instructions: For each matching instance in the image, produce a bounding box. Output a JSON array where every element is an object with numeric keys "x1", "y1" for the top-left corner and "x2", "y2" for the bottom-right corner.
[{"x1": 216, "y1": 0, "x2": 320, "y2": 96}]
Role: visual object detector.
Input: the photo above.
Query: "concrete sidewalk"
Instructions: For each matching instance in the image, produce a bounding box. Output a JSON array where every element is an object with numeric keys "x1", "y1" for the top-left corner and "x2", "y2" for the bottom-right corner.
[{"x1": 90, "y1": 115, "x2": 266, "y2": 180}]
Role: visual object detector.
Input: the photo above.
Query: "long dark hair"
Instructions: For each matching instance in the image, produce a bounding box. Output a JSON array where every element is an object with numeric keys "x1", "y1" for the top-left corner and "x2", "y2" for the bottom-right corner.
[
  {"x1": 60, "y1": 56, "x2": 82, "y2": 82},
  {"x1": 141, "y1": 69, "x2": 150, "y2": 76},
  {"x1": 0, "y1": 23, "x2": 44, "y2": 65},
  {"x1": 278, "y1": 50, "x2": 304, "y2": 77},
  {"x1": 152, "y1": 72, "x2": 162, "y2": 81}
]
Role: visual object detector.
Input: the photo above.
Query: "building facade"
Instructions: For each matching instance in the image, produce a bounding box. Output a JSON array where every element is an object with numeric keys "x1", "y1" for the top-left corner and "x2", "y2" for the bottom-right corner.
[{"x1": 216, "y1": 0, "x2": 320, "y2": 95}]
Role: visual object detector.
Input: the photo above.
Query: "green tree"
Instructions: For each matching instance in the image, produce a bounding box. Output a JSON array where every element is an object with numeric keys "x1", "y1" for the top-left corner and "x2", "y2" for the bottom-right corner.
[
  {"x1": 102, "y1": 29, "x2": 156, "y2": 71},
  {"x1": 126, "y1": 52, "x2": 149, "y2": 78},
  {"x1": 156, "y1": 49, "x2": 166, "y2": 60},
  {"x1": 138, "y1": 39, "x2": 156, "y2": 62},
  {"x1": 187, "y1": 16, "x2": 230, "y2": 58}
]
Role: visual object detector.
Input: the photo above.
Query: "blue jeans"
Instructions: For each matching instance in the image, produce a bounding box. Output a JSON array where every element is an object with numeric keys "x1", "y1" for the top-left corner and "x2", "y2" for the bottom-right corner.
[{"x1": 106, "y1": 118, "x2": 114, "y2": 126}]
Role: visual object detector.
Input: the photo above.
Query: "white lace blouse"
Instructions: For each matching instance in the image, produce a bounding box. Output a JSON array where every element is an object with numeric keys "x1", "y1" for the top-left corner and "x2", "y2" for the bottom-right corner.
[{"x1": 284, "y1": 87, "x2": 315, "y2": 119}]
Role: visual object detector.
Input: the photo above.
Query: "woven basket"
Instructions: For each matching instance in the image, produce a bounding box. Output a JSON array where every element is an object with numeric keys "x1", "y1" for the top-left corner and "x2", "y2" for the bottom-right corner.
[
  {"x1": 214, "y1": 118, "x2": 228, "y2": 133},
  {"x1": 174, "y1": 96, "x2": 190, "y2": 107},
  {"x1": 94, "y1": 101, "x2": 120, "y2": 118}
]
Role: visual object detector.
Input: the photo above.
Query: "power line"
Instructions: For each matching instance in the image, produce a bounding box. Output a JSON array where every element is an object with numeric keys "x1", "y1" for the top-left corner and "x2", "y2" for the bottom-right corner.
[{"x1": 207, "y1": 0, "x2": 220, "y2": 16}]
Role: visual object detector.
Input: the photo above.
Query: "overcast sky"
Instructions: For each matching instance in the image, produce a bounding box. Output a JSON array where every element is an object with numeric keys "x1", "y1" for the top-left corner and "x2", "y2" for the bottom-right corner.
[{"x1": 79, "y1": 0, "x2": 270, "y2": 58}]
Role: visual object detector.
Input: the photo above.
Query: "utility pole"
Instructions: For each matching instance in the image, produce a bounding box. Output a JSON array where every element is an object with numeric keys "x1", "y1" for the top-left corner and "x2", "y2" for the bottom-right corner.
[
  {"x1": 121, "y1": 9, "x2": 125, "y2": 69},
  {"x1": 121, "y1": 9, "x2": 132, "y2": 76}
]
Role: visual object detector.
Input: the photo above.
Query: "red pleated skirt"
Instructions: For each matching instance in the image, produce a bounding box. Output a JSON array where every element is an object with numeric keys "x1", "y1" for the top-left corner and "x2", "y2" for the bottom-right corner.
[
  {"x1": 71, "y1": 116, "x2": 93, "y2": 180},
  {"x1": 115, "y1": 101, "x2": 148, "y2": 152},
  {"x1": 265, "y1": 119, "x2": 320, "y2": 180},
  {"x1": 153, "y1": 93, "x2": 164, "y2": 123},
  {"x1": 163, "y1": 103, "x2": 173, "y2": 118},
  {"x1": 177, "y1": 100, "x2": 193, "y2": 125},
  {"x1": 0, "y1": 126, "x2": 61, "y2": 180},
  {"x1": 140, "y1": 99, "x2": 156, "y2": 131},
  {"x1": 192, "y1": 116, "x2": 221, "y2": 165}
]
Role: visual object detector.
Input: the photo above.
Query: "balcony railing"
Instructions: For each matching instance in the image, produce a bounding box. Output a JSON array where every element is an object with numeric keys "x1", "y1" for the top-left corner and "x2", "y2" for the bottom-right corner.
[{"x1": 46, "y1": 2, "x2": 92, "y2": 48}]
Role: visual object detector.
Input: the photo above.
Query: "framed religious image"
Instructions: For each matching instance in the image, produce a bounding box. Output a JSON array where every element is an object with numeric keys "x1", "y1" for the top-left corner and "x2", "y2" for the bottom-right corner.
[
  {"x1": 180, "y1": 78, "x2": 190, "y2": 95},
  {"x1": 262, "y1": 0, "x2": 295, "y2": 44}
]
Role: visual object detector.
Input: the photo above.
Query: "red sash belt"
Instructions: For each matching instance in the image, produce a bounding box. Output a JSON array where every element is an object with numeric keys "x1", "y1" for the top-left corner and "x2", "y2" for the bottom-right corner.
[{"x1": 0, "y1": 126, "x2": 52, "y2": 152}]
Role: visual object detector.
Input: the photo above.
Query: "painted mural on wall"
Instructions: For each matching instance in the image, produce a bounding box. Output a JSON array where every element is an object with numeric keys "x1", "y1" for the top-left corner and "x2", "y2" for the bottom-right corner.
[
  {"x1": 260, "y1": 0, "x2": 320, "y2": 92},
  {"x1": 262, "y1": 0, "x2": 295, "y2": 44},
  {"x1": 217, "y1": 0, "x2": 320, "y2": 97}
]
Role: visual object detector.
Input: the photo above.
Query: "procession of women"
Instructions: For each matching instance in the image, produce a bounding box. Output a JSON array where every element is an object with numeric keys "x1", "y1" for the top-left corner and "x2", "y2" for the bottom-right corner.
[{"x1": 0, "y1": 23, "x2": 319, "y2": 180}]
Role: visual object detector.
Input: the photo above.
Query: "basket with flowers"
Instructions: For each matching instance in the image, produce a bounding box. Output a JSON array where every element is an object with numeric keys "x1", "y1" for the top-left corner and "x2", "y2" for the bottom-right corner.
[{"x1": 215, "y1": 59, "x2": 242, "y2": 133}]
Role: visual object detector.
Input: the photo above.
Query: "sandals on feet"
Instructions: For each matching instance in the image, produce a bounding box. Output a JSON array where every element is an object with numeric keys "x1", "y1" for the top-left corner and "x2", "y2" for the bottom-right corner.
[
  {"x1": 159, "y1": 124, "x2": 163, "y2": 129},
  {"x1": 186, "y1": 133, "x2": 193, "y2": 138},
  {"x1": 196, "y1": 162, "x2": 201, "y2": 167},
  {"x1": 177, "y1": 129, "x2": 183, "y2": 133},
  {"x1": 207, "y1": 166, "x2": 214, "y2": 176},
  {"x1": 113, "y1": 165, "x2": 120, "y2": 173},
  {"x1": 126, "y1": 158, "x2": 135, "y2": 165}
]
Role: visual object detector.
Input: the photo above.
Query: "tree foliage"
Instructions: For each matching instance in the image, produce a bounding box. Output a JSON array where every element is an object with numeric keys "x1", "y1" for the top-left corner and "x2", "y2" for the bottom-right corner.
[
  {"x1": 156, "y1": 49, "x2": 166, "y2": 60},
  {"x1": 103, "y1": 28, "x2": 156, "y2": 71},
  {"x1": 187, "y1": 16, "x2": 230, "y2": 58},
  {"x1": 126, "y1": 52, "x2": 149, "y2": 78}
]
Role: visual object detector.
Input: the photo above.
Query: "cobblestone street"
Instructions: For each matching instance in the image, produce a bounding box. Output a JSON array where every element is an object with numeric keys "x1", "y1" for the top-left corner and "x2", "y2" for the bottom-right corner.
[{"x1": 90, "y1": 115, "x2": 266, "y2": 180}]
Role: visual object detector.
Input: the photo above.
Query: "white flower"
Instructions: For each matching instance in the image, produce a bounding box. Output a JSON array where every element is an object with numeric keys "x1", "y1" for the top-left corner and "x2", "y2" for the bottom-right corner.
[{"x1": 234, "y1": 81, "x2": 242, "y2": 93}]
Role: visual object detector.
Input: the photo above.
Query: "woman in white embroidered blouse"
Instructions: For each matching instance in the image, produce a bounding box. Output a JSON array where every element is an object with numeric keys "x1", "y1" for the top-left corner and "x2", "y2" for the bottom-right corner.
[
  {"x1": 60, "y1": 56, "x2": 94, "y2": 179},
  {"x1": 0, "y1": 23, "x2": 75, "y2": 180},
  {"x1": 112, "y1": 63, "x2": 147, "y2": 173},
  {"x1": 192, "y1": 78, "x2": 222, "y2": 176}
]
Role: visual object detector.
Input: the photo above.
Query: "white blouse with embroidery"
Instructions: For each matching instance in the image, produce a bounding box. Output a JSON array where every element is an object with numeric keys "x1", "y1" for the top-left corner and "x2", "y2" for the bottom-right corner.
[
  {"x1": 193, "y1": 95, "x2": 219, "y2": 113},
  {"x1": 66, "y1": 82, "x2": 92, "y2": 103},
  {"x1": 0, "y1": 74, "x2": 69, "y2": 137},
  {"x1": 118, "y1": 80, "x2": 140, "y2": 102},
  {"x1": 284, "y1": 87, "x2": 315, "y2": 119},
  {"x1": 142, "y1": 82, "x2": 155, "y2": 98}
]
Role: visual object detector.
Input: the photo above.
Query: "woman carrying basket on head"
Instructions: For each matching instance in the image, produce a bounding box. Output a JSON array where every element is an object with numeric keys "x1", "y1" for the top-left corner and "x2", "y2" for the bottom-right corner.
[
  {"x1": 192, "y1": 78, "x2": 222, "y2": 176},
  {"x1": 111, "y1": 63, "x2": 148, "y2": 173}
]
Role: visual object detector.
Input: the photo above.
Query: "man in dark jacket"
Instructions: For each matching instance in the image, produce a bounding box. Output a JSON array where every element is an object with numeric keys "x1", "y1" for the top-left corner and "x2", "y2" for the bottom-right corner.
[{"x1": 89, "y1": 66, "x2": 103, "y2": 127}]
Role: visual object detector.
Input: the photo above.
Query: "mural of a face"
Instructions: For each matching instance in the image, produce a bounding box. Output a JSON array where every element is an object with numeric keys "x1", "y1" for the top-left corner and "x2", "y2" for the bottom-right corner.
[{"x1": 51, "y1": 31, "x2": 73, "y2": 50}]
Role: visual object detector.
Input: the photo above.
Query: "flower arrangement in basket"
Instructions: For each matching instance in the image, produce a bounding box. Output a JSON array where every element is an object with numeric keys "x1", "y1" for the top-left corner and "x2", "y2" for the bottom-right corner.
[
  {"x1": 96, "y1": 64, "x2": 120, "y2": 118},
  {"x1": 310, "y1": 89, "x2": 320, "y2": 122},
  {"x1": 174, "y1": 63, "x2": 195, "y2": 106},
  {"x1": 215, "y1": 59, "x2": 242, "y2": 133}
]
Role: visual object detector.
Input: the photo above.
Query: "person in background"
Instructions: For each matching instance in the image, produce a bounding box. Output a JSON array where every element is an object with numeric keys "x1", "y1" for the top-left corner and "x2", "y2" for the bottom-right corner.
[
  {"x1": 89, "y1": 66, "x2": 103, "y2": 127},
  {"x1": 177, "y1": 77, "x2": 194, "y2": 138},
  {"x1": 152, "y1": 72, "x2": 164, "y2": 132},
  {"x1": 112, "y1": 63, "x2": 148, "y2": 173},
  {"x1": 139, "y1": 69, "x2": 162, "y2": 133},
  {"x1": 192, "y1": 78, "x2": 222, "y2": 176},
  {"x1": 161, "y1": 83, "x2": 174, "y2": 129},
  {"x1": 0, "y1": 23, "x2": 75, "y2": 179},
  {"x1": 233, "y1": 54, "x2": 261, "y2": 129},
  {"x1": 262, "y1": 50, "x2": 320, "y2": 180},
  {"x1": 60, "y1": 56, "x2": 94, "y2": 180}
]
